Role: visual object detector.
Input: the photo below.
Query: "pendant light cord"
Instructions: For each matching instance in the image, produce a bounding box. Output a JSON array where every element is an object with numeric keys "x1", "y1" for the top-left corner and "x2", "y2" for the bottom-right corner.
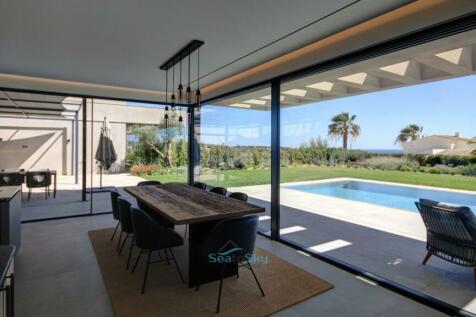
[
  {"x1": 197, "y1": 46, "x2": 200, "y2": 89},
  {"x1": 193, "y1": 0, "x2": 361, "y2": 83},
  {"x1": 188, "y1": 48, "x2": 191, "y2": 88},
  {"x1": 166, "y1": 69, "x2": 168, "y2": 104}
]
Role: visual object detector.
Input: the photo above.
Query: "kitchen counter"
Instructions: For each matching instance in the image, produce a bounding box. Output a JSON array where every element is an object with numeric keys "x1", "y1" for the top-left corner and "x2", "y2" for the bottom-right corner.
[
  {"x1": 0, "y1": 187, "x2": 22, "y2": 254},
  {"x1": 0, "y1": 187, "x2": 20, "y2": 202}
]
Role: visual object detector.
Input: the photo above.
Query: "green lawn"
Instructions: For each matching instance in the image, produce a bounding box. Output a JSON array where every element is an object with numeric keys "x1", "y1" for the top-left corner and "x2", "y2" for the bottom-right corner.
[{"x1": 144, "y1": 166, "x2": 476, "y2": 192}]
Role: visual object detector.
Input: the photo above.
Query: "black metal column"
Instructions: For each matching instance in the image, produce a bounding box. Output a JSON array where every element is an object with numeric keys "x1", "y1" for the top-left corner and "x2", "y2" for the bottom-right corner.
[
  {"x1": 81, "y1": 98, "x2": 87, "y2": 201},
  {"x1": 270, "y1": 80, "x2": 280, "y2": 240}
]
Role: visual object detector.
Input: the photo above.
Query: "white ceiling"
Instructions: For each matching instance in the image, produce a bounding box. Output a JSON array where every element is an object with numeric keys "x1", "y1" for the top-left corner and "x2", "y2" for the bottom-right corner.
[{"x1": 0, "y1": 0, "x2": 412, "y2": 96}]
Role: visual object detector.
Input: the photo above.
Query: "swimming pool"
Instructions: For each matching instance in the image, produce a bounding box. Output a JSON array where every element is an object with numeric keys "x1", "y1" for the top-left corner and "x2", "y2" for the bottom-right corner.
[{"x1": 286, "y1": 180, "x2": 476, "y2": 213}]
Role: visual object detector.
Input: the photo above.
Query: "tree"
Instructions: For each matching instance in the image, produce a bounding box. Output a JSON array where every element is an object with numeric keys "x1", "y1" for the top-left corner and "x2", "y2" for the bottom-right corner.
[
  {"x1": 395, "y1": 124, "x2": 423, "y2": 144},
  {"x1": 128, "y1": 123, "x2": 180, "y2": 168},
  {"x1": 328, "y1": 112, "x2": 361, "y2": 150},
  {"x1": 469, "y1": 140, "x2": 476, "y2": 157},
  {"x1": 174, "y1": 139, "x2": 188, "y2": 167}
]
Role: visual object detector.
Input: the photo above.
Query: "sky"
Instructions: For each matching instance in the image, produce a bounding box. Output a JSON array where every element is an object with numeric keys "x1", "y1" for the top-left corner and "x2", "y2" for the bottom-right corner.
[{"x1": 199, "y1": 74, "x2": 476, "y2": 150}]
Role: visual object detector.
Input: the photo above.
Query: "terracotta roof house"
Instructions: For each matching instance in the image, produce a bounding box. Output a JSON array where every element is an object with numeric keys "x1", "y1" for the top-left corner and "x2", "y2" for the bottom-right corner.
[{"x1": 402, "y1": 133, "x2": 476, "y2": 155}]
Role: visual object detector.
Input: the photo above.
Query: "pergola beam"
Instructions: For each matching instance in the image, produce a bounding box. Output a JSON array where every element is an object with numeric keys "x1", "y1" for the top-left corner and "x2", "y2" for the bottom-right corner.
[
  {"x1": 370, "y1": 60, "x2": 422, "y2": 84},
  {"x1": 415, "y1": 46, "x2": 473, "y2": 75},
  {"x1": 336, "y1": 72, "x2": 381, "y2": 91},
  {"x1": 306, "y1": 81, "x2": 349, "y2": 96}
]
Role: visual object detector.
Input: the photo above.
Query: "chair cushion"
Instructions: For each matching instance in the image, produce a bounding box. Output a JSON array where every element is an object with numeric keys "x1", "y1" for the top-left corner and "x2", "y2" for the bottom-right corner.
[{"x1": 419, "y1": 198, "x2": 476, "y2": 238}]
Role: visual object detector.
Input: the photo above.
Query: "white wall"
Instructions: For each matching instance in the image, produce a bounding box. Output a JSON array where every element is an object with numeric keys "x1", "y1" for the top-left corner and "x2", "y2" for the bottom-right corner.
[{"x1": 0, "y1": 99, "x2": 167, "y2": 175}]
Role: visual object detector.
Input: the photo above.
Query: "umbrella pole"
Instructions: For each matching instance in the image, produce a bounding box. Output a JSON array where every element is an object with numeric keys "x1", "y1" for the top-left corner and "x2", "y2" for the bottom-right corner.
[{"x1": 99, "y1": 165, "x2": 103, "y2": 189}]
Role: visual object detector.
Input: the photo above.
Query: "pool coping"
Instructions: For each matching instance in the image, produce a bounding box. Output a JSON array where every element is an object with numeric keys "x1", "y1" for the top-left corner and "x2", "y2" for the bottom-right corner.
[{"x1": 281, "y1": 177, "x2": 476, "y2": 196}]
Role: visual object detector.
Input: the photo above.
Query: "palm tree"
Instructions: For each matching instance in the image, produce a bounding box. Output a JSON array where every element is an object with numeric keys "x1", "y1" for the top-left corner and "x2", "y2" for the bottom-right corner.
[
  {"x1": 327, "y1": 112, "x2": 361, "y2": 150},
  {"x1": 395, "y1": 124, "x2": 423, "y2": 144}
]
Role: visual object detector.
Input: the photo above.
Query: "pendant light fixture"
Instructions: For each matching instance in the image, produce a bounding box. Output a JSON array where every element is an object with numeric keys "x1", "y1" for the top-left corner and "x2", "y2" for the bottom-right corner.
[
  {"x1": 178, "y1": 107, "x2": 184, "y2": 136},
  {"x1": 195, "y1": 46, "x2": 201, "y2": 108},
  {"x1": 170, "y1": 66, "x2": 177, "y2": 121},
  {"x1": 178, "y1": 58, "x2": 183, "y2": 104},
  {"x1": 186, "y1": 48, "x2": 192, "y2": 104},
  {"x1": 171, "y1": 64, "x2": 176, "y2": 110},
  {"x1": 160, "y1": 40, "x2": 204, "y2": 128},
  {"x1": 178, "y1": 58, "x2": 184, "y2": 136},
  {"x1": 164, "y1": 69, "x2": 170, "y2": 136}
]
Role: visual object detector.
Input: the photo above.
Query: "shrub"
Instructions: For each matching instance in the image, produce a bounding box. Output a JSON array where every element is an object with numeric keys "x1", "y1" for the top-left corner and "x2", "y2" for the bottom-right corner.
[
  {"x1": 425, "y1": 155, "x2": 443, "y2": 166},
  {"x1": 130, "y1": 164, "x2": 160, "y2": 175},
  {"x1": 427, "y1": 165, "x2": 452, "y2": 174},
  {"x1": 461, "y1": 164, "x2": 476, "y2": 176},
  {"x1": 358, "y1": 156, "x2": 417, "y2": 171}
]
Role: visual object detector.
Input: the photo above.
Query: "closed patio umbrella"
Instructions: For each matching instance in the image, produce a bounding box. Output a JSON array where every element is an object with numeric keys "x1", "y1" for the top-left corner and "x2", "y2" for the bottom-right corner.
[{"x1": 95, "y1": 118, "x2": 117, "y2": 188}]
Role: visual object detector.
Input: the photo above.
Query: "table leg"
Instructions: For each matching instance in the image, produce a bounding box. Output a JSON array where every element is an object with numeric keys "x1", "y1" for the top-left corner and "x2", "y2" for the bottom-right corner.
[{"x1": 188, "y1": 221, "x2": 238, "y2": 288}]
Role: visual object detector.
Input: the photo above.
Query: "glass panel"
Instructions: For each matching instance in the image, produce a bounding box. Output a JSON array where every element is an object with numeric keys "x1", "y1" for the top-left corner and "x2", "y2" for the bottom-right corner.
[
  {"x1": 89, "y1": 99, "x2": 189, "y2": 213},
  {"x1": 196, "y1": 86, "x2": 271, "y2": 232},
  {"x1": 280, "y1": 29, "x2": 476, "y2": 312},
  {"x1": 0, "y1": 92, "x2": 85, "y2": 220}
]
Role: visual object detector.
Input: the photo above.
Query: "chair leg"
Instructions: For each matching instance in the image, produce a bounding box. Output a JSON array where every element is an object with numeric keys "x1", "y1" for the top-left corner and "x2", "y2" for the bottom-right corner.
[
  {"x1": 216, "y1": 264, "x2": 226, "y2": 313},
  {"x1": 184, "y1": 225, "x2": 188, "y2": 239},
  {"x1": 27, "y1": 188, "x2": 31, "y2": 200},
  {"x1": 164, "y1": 248, "x2": 170, "y2": 265},
  {"x1": 169, "y1": 248, "x2": 184, "y2": 283},
  {"x1": 141, "y1": 250, "x2": 152, "y2": 294},
  {"x1": 119, "y1": 233, "x2": 129, "y2": 255},
  {"x1": 131, "y1": 249, "x2": 143, "y2": 273},
  {"x1": 45, "y1": 186, "x2": 48, "y2": 200},
  {"x1": 126, "y1": 237, "x2": 135, "y2": 270},
  {"x1": 473, "y1": 268, "x2": 476, "y2": 290},
  {"x1": 110, "y1": 221, "x2": 120, "y2": 241},
  {"x1": 116, "y1": 231, "x2": 123, "y2": 252},
  {"x1": 247, "y1": 261, "x2": 265, "y2": 296},
  {"x1": 422, "y1": 250, "x2": 432, "y2": 265},
  {"x1": 157, "y1": 249, "x2": 164, "y2": 261}
]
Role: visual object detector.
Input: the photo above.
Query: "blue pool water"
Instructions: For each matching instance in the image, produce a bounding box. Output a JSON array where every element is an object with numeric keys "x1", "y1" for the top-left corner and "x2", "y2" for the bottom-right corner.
[{"x1": 286, "y1": 180, "x2": 476, "y2": 213}]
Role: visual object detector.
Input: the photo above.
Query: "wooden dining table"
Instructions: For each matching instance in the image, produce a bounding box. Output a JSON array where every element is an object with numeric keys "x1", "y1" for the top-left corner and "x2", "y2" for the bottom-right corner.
[{"x1": 124, "y1": 183, "x2": 265, "y2": 287}]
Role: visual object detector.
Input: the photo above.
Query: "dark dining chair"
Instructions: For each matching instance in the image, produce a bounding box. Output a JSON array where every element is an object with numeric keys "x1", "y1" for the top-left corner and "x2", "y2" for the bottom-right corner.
[
  {"x1": 0, "y1": 172, "x2": 24, "y2": 187},
  {"x1": 25, "y1": 170, "x2": 51, "y2": 200},
  {"x1": 137, "y1": 180, "x2": 161, "y2": 186},
  {"x1": 117, "y1": 197, "x2": 136, "y2": 270},
  {"x1": 228, "y1": 192, "x2": 248, "y2": 202},
  {"x1": 110, "y1": 190, "x2": 121, "y2": 241},
  {"x1": 196, "y1": 214, "x2": 265, "y2": 313},
  {"x1": 193, "y1": 182, "x2": 208, "y2": 190},
  {"x1": 210, "y1": 187, "x2": 227, "y2": 196},
  {"x1": 130, "y1": 206, "x2": 184, "y2": 294},
  {"x1": 416, "y1": 199, "x2": 476, "y2": 287}
]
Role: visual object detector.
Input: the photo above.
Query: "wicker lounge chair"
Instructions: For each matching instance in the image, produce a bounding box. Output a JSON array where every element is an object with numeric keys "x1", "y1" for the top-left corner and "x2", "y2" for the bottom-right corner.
[{"x1": 415, "y1": 199, "x2": 476, "y2": 288}]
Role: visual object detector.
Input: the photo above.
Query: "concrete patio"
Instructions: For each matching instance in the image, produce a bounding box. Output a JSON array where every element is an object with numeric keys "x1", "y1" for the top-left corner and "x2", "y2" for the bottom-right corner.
[
  {"x1": 18, "y1": 174, "x2": 476, "y2": 313},
  {"x1": 20, "y1": 173, "x2": 145, "y2": 221},
  {"x1": 229, "y1": 181, "x2": 476, "y2": 314}
]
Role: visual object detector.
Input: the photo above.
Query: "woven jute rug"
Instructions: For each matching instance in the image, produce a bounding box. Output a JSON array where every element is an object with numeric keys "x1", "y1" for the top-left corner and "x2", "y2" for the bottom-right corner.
[{"x1": 89, "y1": 228, "x2": 333, "y2": 317}]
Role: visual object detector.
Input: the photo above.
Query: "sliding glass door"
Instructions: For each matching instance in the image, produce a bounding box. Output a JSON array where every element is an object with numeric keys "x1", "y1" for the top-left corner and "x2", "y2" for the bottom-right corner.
[
  {"x1": 277, "y1": 29, "x2": 476, "y2": 312},
  {"x1": 195, "y1": 86, "x2": 272, "y2": 232}
]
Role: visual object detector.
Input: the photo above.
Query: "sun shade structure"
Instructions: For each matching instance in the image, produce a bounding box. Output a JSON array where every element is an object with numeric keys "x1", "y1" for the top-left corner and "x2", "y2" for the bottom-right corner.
[
  {"x1": 212, "y1": 29, "x2": 476, "y2": 110},
  {"x1": 0, "y1": 91, "x2": 81, "y2": 117}
]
